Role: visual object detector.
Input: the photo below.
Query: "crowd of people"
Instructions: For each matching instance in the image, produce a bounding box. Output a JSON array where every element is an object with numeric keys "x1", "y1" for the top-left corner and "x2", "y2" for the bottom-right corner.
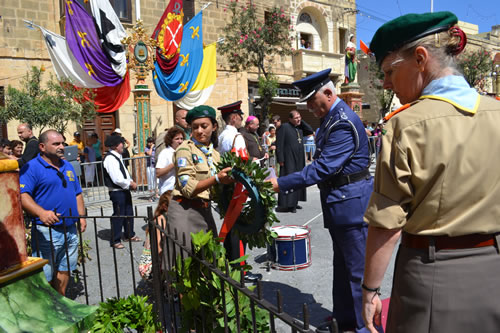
[{"x1": 4, "y1": 9, "x2": 500, "y2": 333}]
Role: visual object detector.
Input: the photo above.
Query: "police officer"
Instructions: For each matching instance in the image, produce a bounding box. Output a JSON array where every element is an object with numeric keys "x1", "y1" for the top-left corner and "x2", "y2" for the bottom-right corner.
[{"x1": 270, "y1": 69, "x2": 374, "y2": 333}]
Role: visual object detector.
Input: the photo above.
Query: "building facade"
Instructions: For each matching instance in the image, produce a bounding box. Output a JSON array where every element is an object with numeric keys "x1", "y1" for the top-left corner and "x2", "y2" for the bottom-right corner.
[{"x1": 0, "y1": 0, "x2": 357, "y2": 147}]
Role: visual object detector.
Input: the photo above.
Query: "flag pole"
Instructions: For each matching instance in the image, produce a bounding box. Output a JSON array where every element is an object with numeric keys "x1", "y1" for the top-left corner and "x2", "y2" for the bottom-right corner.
[
  {"x1": 201, "y1": 2, "x2": 212, "y2": 11},
  {"x1": 23, "y1": 19, "x2": 42, "y2": 30}
]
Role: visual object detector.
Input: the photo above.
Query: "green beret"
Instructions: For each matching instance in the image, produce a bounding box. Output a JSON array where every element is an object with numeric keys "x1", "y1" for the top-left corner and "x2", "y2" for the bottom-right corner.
[
  {"x1": 370, "y1": 11, "x2": 458, "y2": 65},
  {"x1": 186, "y1": 105, "x2": 216, "y2": 124}
]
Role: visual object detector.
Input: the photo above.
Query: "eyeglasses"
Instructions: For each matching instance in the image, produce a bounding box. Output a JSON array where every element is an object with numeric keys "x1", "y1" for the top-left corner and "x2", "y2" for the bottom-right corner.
[{"x1": 57, "y1": 171, "x2": 67, "y2": 188}]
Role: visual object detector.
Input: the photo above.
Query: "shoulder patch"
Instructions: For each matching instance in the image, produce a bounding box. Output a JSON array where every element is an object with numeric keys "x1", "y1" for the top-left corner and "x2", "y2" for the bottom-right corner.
[
  {"x1": 179, "y1": 175, "x2": 189, "y2": 187},
  {"x1": 177, "y1": 157, "x2": 187, "y2": 167}
]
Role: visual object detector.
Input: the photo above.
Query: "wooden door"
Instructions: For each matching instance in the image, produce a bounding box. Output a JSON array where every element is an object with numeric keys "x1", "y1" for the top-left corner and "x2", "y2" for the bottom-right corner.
[{"x1": 82, "y1": 112, "x2": 117, "y2": 151}]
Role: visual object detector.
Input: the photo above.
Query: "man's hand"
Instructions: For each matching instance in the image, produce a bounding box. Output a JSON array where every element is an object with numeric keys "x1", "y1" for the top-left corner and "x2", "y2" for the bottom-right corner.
[
  {"x1": 269, "y1": 177, "x2": 280, "y2": 193},
  {"x1": 79, "y1": 218, "x2": 87, "y2": 233},
  {"x1": 39, "y1": 210, "x2": 60, "y2": 226},
  {"x1": 279, "y1": 162, "x2": 284, "y2": 167},
  {"x1": 129, "y1": 181, "x2": 138, "y2": 190},
  {"x1": 264, "y1": 153, "x2": 269, "y2": 159}
]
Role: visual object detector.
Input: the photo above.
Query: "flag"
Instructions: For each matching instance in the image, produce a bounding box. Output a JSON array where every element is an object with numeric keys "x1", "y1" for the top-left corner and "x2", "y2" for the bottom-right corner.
[
  {"x1": 89, "y1": 0, "x2": 127, "y2": 78},
  {"x1": 151, "y1": 0, "x2": 183, "y2": 74},
  {"x1": 93, "y1": 71, "x2": 131, "y2": 113},
  {"x1": 175, "y1": 43, "x2": 217, "y2": 109},
  {"x1": 40, "y1": 26, "x2": 103, "y2": 88},
  {"x1": 39, "y1": 26, "x2": 129, "y2": 113},
  {"x1": 360, "y1": 40, "x2": 371, "y2": 55},
  {"x1": 65, "y1": 0, "x2": 123, "y2": 86},
  {"x1": 153, "y1": 11, "x2": 204, "y2": 102}
]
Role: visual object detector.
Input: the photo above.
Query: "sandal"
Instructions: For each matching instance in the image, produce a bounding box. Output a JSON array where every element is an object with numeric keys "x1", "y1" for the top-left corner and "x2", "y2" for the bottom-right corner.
[
  {"x1": 124, "y1": 236, "x2": 142, "y2": 242},
  {"x1": 112, "y1": 243, "x2": 125, "y2": 249}
]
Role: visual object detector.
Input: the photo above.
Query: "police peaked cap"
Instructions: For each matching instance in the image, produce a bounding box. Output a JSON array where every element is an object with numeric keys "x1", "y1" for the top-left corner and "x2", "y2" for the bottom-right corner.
[
  {"x1": 370, "y1": 11, "x2": 458, "y2": 65},
  {"x1": 217, "y1": 100, "x2": 243, "y2": 116},
  {"x1": 292, "y1": 68, "x2": 332, "y2": 102},
  {"x1": 186, "y1": 105, "x2": 217, "y2": 124}
]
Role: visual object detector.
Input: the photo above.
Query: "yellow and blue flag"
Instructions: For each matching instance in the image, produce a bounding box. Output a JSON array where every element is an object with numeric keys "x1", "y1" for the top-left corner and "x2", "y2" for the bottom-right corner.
[{"x1": 153, "y1": 11, "x2": 204, "y2": 101}]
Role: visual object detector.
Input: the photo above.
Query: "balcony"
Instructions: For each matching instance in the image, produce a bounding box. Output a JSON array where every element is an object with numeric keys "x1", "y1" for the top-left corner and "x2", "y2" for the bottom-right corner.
[{"x1": 292, "y1": 49, "x2": 345, "y2": 80}]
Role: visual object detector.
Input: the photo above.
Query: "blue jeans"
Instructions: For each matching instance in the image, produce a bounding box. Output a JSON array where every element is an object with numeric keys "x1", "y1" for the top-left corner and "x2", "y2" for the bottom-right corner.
[
  {"x1": 109, "y1": 190, "x2": 135, "y2": 245},
  {"x1": 31, "y1": 224, "x2": 79, "y2": 282}
]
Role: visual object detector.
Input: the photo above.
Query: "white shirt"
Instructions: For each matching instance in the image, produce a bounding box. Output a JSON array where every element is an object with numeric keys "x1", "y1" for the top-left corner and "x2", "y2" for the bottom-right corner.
[
  {"x1": 155, "y1": 146, "x2": 175, "y2": 194},
  {"x1": 218, "y1": 125, "x2": 246, "y2": 154},
  {"x1": 103, "y1": 149, "x2": 132, "y2": 190}
]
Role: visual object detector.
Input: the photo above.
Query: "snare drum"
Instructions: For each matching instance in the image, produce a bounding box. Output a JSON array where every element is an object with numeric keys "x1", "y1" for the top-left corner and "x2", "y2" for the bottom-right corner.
[{"x1": 270, "y1": 225, "x2": 311, "y2": 271}]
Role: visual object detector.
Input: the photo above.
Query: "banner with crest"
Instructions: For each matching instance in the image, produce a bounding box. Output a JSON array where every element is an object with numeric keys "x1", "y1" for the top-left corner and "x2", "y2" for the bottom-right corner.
[
  {"x1": 152, "y1": 11, "x2": 203, "y2": 101},
  {"x1": 151, "y1": 0, "x2": 183, "y2": 74}
]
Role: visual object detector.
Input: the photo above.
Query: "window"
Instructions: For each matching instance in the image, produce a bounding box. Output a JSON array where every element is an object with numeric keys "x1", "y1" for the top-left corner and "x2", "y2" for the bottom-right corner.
[
  {"x1": 60, "y1": 0, "x2": 132, "y2": 23},
  {"x1": 299, "y1": 13, "x2": 312, "y2": 24},
  {"x1": 183, "y1": 0, "x2": 195, "y2": 24},
  {"x1": 109, "y1": 0, "x2": 132, "y2": 23}
]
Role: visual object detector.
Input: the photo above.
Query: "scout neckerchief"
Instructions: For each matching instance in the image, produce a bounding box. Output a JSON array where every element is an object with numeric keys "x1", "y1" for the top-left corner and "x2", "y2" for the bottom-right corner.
[
  {"x1": 192, "y1": 138, "x2": 216, "y2": 176},
  {"x1": 419, "y1": 75, "x2": 480, "y2": 114},
  {"x1": 384, "y1": 75, "x2": 480, "y2": 124}
]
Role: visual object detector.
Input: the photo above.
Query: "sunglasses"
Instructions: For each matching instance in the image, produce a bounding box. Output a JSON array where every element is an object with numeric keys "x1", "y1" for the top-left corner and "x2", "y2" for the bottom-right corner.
[{"x1": 57, "y1": 171, "x2": 67, "y2": 188}]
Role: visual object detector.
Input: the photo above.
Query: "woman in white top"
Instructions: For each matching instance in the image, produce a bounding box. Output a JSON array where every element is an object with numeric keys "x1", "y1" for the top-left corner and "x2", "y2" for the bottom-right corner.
[{"x1": 155, "y1": 127, "x2": 185, "y2": 195}]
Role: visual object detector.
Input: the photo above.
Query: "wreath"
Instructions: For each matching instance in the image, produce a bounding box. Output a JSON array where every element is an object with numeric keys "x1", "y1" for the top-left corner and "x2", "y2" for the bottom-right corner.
[{"x1": 213, "y1": 152, "x2": 279, "y2": 249}]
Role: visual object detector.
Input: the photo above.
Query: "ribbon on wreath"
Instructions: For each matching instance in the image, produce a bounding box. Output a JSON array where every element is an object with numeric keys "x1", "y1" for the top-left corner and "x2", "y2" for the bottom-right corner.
[{"x1": 218, "y1": 148, "x2": 249, "y2": 242}]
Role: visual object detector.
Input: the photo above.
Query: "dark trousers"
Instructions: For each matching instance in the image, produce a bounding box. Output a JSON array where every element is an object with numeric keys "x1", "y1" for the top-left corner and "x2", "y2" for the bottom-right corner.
[
  {"x1": 328, "y1": 224, "x2": 376, "y2": 333},
  {"x1": 224, "y1": 229, "x2": 245, "y2": 263},
  {"x1": 109, "y1": 190, "x2": 135, "y2": 245}
]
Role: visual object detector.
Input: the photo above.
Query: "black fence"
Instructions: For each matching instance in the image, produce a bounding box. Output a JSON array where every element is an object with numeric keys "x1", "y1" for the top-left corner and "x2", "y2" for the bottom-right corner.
[{"x1": 27, "y1": 208, "x2": 338, "y2": 332}]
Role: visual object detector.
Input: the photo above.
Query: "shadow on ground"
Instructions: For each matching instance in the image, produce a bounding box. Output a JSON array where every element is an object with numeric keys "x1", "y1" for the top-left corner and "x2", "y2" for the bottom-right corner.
[{"x1": 259, "y1": 280, "x2": 331, "y2": 329}]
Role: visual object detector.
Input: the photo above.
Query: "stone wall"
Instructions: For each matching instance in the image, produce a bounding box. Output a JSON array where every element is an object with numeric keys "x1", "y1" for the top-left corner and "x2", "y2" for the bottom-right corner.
[{"x1": 1, "y1": 0, "x2": 357, "y2": 141}]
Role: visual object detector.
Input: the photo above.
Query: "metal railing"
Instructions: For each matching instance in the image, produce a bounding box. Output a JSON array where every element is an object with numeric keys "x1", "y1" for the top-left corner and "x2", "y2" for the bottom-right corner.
[
  {"x1": 77, "y1": 155, "x2": 158, "y2": 204},
  {"x1": 147, "y1": 207, "x2": 338, "y2": 333},
  {"x1": 28, "y1": 208, "x2": 148, "y2": 305},
  {"x1": 27, "y1": 208, "x2": 337, "y2": 332}
]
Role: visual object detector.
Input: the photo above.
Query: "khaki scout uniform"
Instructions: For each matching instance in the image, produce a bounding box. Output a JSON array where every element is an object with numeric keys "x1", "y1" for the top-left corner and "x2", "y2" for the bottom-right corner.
[
  {"x1": 365, "y1": 96, "x2": 500, "y2": 333},
  {"x1": 165, "y1": 140, "x2": 220, "y2": 265}
]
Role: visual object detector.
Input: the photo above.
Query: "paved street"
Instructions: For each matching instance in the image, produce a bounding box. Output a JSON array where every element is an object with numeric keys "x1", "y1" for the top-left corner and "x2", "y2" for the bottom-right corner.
[{"x1": 69, "y1": 160, "x2": 396, "y2": 332}]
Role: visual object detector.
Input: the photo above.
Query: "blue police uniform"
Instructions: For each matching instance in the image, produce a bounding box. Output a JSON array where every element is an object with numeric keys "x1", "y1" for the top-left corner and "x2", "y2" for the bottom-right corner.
[{"x1": 277, "y1": 69, "x2": 374, "y2": 333}]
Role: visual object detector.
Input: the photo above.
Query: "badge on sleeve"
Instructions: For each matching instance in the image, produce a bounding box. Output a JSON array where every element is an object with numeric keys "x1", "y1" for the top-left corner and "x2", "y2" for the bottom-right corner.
[
  {"x1": 179, "y1": 175, "x2": 190, "y2": 187},
  {"x1": 177, "y1": 157, "x2": 187, "y2": 167}
]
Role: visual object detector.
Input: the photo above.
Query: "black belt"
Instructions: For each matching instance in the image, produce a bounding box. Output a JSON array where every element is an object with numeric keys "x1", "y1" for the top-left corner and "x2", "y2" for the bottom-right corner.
[{"x1": 319, "y1": 168, "x2": 371, "y2": 190}]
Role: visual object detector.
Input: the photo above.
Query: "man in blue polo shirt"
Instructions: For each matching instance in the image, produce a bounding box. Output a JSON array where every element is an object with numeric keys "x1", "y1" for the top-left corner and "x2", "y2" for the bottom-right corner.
[{"x1": 20, "y1": 129, "x2": 87, "y2": 296}]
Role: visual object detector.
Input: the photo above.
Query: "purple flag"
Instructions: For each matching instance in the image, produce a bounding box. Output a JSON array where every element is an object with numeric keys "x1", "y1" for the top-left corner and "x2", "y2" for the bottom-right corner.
[{"x1": 65, "y1": 0, "x2": 122, "y2": 86}]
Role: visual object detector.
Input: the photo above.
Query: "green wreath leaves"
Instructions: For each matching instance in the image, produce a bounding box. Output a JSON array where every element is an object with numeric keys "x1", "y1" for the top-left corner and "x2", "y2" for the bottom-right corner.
[{"x1": 214, "y1": 152, "x2": 279, "y2": 249}]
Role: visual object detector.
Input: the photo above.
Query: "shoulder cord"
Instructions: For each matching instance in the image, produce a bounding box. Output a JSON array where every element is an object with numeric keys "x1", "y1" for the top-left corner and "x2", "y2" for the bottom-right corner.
[{"x1": 317, "y1": 109, "x2": 360, "y2": 176}]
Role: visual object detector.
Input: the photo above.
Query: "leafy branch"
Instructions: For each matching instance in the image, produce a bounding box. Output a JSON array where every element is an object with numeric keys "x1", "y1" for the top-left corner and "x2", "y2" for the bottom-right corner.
[
  {"x1": 219, "y1": 1, "x2": 293, "y2": 125},
  {"x1": 0, "y1": 66, "x2": 96, "y2": 134},
  {"x1": 457, "y1": 48, "x2": 492, "y2": 91}
]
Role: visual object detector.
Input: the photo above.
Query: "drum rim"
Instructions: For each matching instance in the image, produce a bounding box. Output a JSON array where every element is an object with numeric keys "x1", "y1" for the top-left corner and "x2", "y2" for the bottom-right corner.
[{"x1": 271, "y1": 225, "x2": 310, "y2": 238}]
